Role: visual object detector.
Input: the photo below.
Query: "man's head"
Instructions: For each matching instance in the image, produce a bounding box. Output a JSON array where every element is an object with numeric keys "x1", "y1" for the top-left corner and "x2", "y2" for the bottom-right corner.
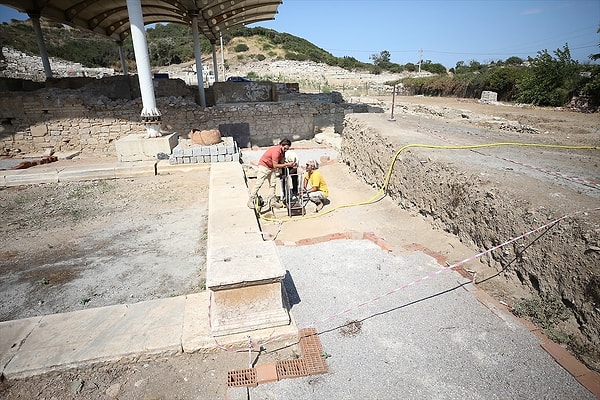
[
  {"x1": 279, "y1": 139, "x2": 291, "y2": 152},
  {"x1": 305, "y1": 160, "x2": 319, "y2": 171}
]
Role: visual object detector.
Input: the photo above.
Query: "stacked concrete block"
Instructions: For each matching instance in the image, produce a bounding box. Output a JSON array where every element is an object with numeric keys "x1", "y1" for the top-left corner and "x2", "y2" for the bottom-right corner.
[{"x1": 169, "y1": 136, "x2": 240, "y2": 164}]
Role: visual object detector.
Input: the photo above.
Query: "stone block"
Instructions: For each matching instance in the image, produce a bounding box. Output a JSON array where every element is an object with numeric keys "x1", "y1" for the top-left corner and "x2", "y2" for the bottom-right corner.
[
  {"x1": 172, "y1": 146, "x2": 184, "y2": 157},
  {"x1": 30, "y1": 124, "x2": 47, "y2": 137},
  {"x1": 115, "y1": 133, "x2": 178, "y2": 162},
  {"x1": 4, "y1": 170, "x2": 59, "y2": 186},
  {"x1": 114, "y1": 161, "x2": 156, "y2": 179},
  {"x1": 207, "y1": 241, "x2": 290, "y2": 336},
  {"x1": 58, "y1": 164, "x2": 116, "y2": 182}
]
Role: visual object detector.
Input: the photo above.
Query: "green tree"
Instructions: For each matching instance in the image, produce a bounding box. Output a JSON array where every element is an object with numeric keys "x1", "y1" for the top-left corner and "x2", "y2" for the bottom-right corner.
[
  {"x1": 486, "y1": 67, "x2": 526, "y2": 100},
  {"x1": 370, "y1": 50, "x2": 391, "y2": 65},
  {"x1": 505, "y1": 56, "x2": 524, "y2": 66},
  {"x1": 404, "y1": 62, "x2": 416, "y2": 72},
  {"x1": 421, "y1": 60, "x2": 446, "y2": 75},
  {"x1": 516, "y1": 44, "x2": 580, "y2": 106},
  {"x1": 589, "y1": 27, "x2": 600, "y2": 61},
  {"x1": 234, "y1": 43, "x2": 249, "y2": 52}
]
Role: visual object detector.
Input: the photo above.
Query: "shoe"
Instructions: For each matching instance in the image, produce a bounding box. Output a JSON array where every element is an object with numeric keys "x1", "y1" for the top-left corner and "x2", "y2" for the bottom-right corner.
[
  {"x1": 272, "y1": 199, "x2": 284, "y2": 209},
  {"x1": 247, "y1": 197, "x2": 256, "y2": 209},
  {"x1": 315, "y1": 201, "x2": 324, "y2": 212}
]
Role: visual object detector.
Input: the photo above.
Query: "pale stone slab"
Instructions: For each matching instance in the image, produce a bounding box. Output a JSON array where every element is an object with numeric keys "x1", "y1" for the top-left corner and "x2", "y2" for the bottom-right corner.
[
  {"x1": 182, "y1": 293, "x2": 298, "y2": 352},
  {"x1": 181, "y1": 292, "x2": 212, "y2": 353},
  {"x1": 206, "y1": 241, "x2": 291, "y2": 337},
  {"x1": 114, "y1": 161, "x2": 157, "y2": 178},
  {"x1": 115, "y1": 132, "x2": 178, "y2": 162},
  {"x1": 155, "y1": 160, "x2": 210, "y2": 174},
  {"x1": 58, "y1": 164, "x2": 116, "y2": 182},
  {"x1": 3, "y1": 297, "x2": 186, "y2": 379},
  {"x1": 4, "y1": 170, "x2": 59, "y2": 186},
  {"x1": 209, "y1": 282, "x2": 291, "y2": 336},
  {"x1": 208, "y1": 162, "x2": 262, "y2": 248},
  {"x1": 0, "y1": 317, "x2": 42, "y2": 376},
  {"x1": 206, "y1": 241, "x2": 285, "y2": 289}
]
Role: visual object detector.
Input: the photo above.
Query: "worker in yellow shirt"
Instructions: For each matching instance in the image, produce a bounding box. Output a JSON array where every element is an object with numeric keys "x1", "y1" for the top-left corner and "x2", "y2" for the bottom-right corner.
[{"x1": 302, "y1": 160, "x2": 329, "y2": 212}]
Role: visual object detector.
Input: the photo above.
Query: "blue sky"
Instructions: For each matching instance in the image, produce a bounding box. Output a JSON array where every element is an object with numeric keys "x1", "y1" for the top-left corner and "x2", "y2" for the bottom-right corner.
[{"x1": 1, "y1": 0, "x2": 598, "y2": 68}]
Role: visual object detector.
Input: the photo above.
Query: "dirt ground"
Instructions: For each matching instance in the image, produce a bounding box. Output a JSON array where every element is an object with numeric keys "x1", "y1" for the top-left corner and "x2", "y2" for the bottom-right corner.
[{"x1": 1, "y1": 96, "x2": 598, "y2": 399}]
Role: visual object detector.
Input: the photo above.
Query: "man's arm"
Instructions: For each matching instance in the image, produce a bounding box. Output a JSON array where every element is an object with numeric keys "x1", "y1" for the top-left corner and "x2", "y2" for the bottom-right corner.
[
  {"x1": 272, "y1": 156, "x2": 295, "y2": 169},
  {"x1": 303, "y1": 176, "x2": 316, "y2": 193}
]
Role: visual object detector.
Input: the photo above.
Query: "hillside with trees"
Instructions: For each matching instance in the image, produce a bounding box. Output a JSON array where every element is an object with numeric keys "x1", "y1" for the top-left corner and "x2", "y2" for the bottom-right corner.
[{"x1": 1, "y1": 19, "x2": 598, "y2": 110}]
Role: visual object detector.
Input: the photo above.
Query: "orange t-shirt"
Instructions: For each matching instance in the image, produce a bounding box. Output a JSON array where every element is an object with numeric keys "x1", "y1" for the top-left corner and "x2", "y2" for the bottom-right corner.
[{"x1": 258, "y1": 145, "x2": 284, "y2": 169}]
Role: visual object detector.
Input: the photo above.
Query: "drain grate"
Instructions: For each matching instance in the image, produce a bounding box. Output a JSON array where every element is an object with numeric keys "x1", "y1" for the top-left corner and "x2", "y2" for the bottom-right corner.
[{"x1": 227, "y1": 368, "x2": 257, "y2": 387}]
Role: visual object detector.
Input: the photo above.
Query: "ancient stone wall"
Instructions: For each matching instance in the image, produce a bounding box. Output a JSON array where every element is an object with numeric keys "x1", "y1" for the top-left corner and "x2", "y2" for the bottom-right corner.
[
  {"x1": 0, "y1": 47, "x2": 115, "y2": 82},
  {"x1": 0, "y1": 82, "x2": 344, "y2": 156}
]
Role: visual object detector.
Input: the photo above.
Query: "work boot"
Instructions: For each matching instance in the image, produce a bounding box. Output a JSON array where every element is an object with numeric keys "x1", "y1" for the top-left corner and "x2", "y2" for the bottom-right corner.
[
  {"x1": 269, "y1": 196, "x2": 284, "y2": 209},
  {"x1": 315, "y1": 200, "x2": 324, "y2": 212}
]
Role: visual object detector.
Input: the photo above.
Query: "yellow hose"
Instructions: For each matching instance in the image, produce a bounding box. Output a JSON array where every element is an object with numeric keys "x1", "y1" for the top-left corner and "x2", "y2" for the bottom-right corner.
[{"x1": 257, "y1": 142, "x2": 599, "y2": 223}]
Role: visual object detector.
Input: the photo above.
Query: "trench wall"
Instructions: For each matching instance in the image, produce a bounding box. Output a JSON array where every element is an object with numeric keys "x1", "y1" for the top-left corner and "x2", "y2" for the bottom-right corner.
[
  {"x1": 0, "y1": 78, "x2": 345, "y2": 156},
  {"x1": 340, "y1": 114, "x2": 600, "y2": 365}
]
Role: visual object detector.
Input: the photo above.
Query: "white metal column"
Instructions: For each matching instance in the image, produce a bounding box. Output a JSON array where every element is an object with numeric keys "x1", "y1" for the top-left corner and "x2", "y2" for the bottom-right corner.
[
  {"x1": 126, "y1": 0, "x2": 161, "y2": 137},
  {"x1": 117, "y1": 41, "x2": 129, "y2": 75},
  {"x1": 191, "y1": 15, "x2": 207, "y2": 107},
  {"x1": 211, "y1": 42, "x2": 219, "y2": 82},
  {"x1": 28, "y1": 12, "x2": 52, "y2": 79},
  {"x1": 220, "y1": 33, "x2": 226, "y2": 81}
]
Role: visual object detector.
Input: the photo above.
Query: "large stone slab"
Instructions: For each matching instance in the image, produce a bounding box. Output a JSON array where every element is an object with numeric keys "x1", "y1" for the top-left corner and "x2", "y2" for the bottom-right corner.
[
  {"x1": 207, "y1": 241, "x2": 290, "y2": 336},
  {"x1": 115, "y1": 132, "x2": 178, "y2": 162},
  {"x1": 207, "y1": 162, "x2": 263, "y2": 248},
  {"x1": 2, "y1": 297, "x2": 185, "y2": 379},
  {"x1": 57, "y1": 163, "x2": 116, "y2": 182},
  {"x1": 207, "y1": 241, "x2": 286, "y2": 290},
  {"x1": 3, "y1": 169, "x2": 59, "y2": 186},
  {"x1": 0, "y1": 317, "x2": 42, "y2": 377}
]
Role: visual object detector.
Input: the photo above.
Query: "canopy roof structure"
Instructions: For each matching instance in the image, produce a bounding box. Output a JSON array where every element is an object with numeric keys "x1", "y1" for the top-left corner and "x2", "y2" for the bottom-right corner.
[{"x1": 0, "y1": 0, "x2": 282, "y2": 42}]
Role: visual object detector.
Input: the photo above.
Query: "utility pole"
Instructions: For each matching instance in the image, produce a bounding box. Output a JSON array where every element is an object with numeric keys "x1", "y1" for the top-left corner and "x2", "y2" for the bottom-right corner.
[
  {"x1": 389, "y1": 84, "x2": 396, "y2": 122},
  {"x1": 418, "y1": 49, "x2": 422, "y2": 74}
]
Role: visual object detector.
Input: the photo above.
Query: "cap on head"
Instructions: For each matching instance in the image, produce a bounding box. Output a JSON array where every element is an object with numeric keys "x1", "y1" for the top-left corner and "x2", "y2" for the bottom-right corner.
[{"x1": 306, "y1": 160, "x2": 319, "y2": 169}]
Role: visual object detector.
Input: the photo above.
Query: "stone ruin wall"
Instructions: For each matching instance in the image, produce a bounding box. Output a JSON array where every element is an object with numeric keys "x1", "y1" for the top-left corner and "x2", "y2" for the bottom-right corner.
[
  {"x1": 340, "y1": 114, "x2": 600, "y2": 363},
  {"x1": 0, "y1": 47, "x2": 115, "y2": 82},
  {"x1": 0, "y1": 79, "x2": 345, "y2": 157}
]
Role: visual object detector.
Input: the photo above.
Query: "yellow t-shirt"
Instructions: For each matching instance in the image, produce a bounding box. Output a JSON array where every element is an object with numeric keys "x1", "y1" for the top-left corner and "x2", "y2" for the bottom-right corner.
[{"x1": 304, "y1": 170, "x2": 329, "y2": 198}]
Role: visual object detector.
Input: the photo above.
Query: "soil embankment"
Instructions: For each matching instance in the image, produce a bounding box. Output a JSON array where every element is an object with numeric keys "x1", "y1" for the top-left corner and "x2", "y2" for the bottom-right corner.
[{"x1": 340, "y1": 97, "x2": 599, "y2": 370}]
